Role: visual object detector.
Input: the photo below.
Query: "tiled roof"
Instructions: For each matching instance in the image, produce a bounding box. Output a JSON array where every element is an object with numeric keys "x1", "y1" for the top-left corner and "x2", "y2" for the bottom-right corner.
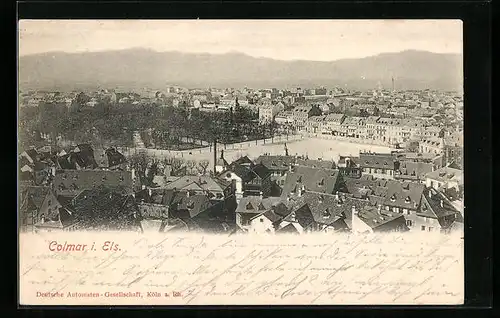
[
  {"x1": 418, "y1": 187, "x2": 460, "y2": 220},
  {"x1": 276, "y1": 223, "x2": 300, "y2": 234},
  {"x1": 396, "y1": 161, "x2": 434, "y2": 180},
  {"x1": 324, "y1": 113, "x2": 345, "y2": 123},
  {"x1": 53, "y1": 169, "x2": 133, "y2": 197},
  {"x1": 424, "y1": 167, "x2": 463, "y2": 184},
  {"x1": 35, "y1": 206, "x2": 77, "y2": 229},
  {"x1": 19, "y1": 185, "x2": 51, "y2": 211},
  {"x1": 72, "y1": 186, "x2": 140, "y2": 230},
  {"x1": 255, "y1": 155, "x2": 296, "y2": 171},
  {"x1": 295, "y1": 159, "x2": 336, "y2": 170},
  {"x1": 342, "y1": 116, "x2": 365, "y2": 126},
  {"x1": 231, "y1": 156, "x2": 254, "y2": 166},
  {"x1": 236, "y1": 196, "x2": 282, "y2": 214},
  {"x1": 383, "y1": 181, "x2": 425, "y2": 210},
  {"x1": 359, "y1": 153, "x2": 398, "y2": 170},
  {"x1": 356, "y1": 205, "x2": 407, "y2": 231},
  {"x1": 176, "y1": 194, "x2": 212, "y2": 218},
  {"x1": 280, "y1": 166, "x2": 341, "y2": 198}
]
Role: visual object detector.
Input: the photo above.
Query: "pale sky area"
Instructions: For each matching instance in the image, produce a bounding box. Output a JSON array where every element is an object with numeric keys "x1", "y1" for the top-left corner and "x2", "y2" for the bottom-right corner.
[{"x1": 18, "y1": 20, "x2": 462, "y2": 61}]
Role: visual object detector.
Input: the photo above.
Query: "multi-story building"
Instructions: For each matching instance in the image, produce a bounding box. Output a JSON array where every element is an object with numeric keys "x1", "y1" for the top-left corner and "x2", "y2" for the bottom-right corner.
[
  {"x1": 365, "y1": 116, "x2": 381, "y2": 140},
  {"x1": 359, "y1": 152, "x2": 399, "y2": 179},
  {"x1": 323, "y1": 113, "x2": 346, "y2": 135},
  {"x1": 258, "y1": 102, "x2": 285, "y2": 124},
  {"x1": 306, "y1": 115, "x2": 326, "y2": 133},
  {"x1": 290, "y1": 105, "x2": 322, "y2": 132}
]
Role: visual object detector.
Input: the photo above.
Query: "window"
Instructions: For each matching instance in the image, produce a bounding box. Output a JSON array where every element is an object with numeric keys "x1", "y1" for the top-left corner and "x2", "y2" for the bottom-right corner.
[
  {"x1": 322, "y1": 209, "x2": 331, "y2": 218},
  {"x1": 421, "y1": 225, "x2": 426, "y2": 231},
  {"x1": 428, "y1": 227, "x2": 433, "y2": 232},
  {"x1": 385, "y1": 206, "x2": 390, "y2": 211},
  {"x1": 403, "y1": 208, "x2": 408, "y2": 214},
  {"x1": 260, "y1": 218, "x2": 264, "y2": 223},
  {"x1": 406, "y1": 220, "x2": 413, "y2": 227}
]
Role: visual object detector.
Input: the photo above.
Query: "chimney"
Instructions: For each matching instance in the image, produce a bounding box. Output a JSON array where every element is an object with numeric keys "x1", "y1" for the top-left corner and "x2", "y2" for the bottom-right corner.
[
  {"x1": 259, "y1": 191, "x2": 263, "y2": 199},
  {"x1": 141, "y1": 185, "x2": 146, "y2": 190},
  {"x1": 213, "y1": 140, "x2": 217, "y2": 173},
  {"x1": 186, "y1": 191, "x2": 190, "y2": 198},
  {"x1": 148, "y1": 188, "x2": 152, "y2": 197},
  {"x1": 377, "y1": 204, "x2": 382, "y2": 214},
  {"x1": 335, "y1": 191, "x2": 339, "y2": 200},
  {"x1": 440, "y1": 200, "x2": 444, "y2": 208}
]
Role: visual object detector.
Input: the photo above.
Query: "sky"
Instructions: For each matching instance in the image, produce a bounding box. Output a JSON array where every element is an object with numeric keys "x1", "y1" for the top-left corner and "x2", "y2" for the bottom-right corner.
[{"x1": 18, "y1": 20, "x2": 463, "y2": 61}]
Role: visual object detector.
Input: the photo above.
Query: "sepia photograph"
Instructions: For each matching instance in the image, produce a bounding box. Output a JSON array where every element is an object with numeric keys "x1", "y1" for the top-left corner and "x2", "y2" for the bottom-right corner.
[{"x1": 18, "y1": 19, "x2": 464, "y2": 306}]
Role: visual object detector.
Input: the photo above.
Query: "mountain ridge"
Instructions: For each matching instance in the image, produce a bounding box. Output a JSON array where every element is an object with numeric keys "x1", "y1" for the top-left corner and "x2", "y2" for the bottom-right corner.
[{"x1": 19, "y1": 49, "x2": 463, "y2": 91}]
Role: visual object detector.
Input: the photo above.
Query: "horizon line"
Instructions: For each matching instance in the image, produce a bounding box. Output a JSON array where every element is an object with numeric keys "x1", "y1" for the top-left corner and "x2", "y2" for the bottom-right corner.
[{"x1": 18, "y1": 48, "x2": 463, "y2": 63}]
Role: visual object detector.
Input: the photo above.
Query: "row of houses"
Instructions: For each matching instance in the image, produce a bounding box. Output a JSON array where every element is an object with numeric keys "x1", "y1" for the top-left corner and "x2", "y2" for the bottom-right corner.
[
  {"x1": 18, "y1": 141, "x2": 463, "y2": 235},
  {"x1": 268, "y1": 105, "x2": 452, "y2": 146}
]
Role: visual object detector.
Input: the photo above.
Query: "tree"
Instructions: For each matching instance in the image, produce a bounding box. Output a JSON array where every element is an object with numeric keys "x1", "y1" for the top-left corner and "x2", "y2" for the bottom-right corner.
[
  {"x1": 186, "y1": 160, "x2": 197, "y2": 175},
  {"x1": 197, "y1": 160, "x2": 210, "y2": 175},
  {"x1": 164, "y1": 157, "x2": 184, "y2": 173}
]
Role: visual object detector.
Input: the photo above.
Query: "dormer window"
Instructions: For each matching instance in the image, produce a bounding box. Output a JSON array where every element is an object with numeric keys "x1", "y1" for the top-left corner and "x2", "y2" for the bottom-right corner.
[
  {"x1": 322, "y1": 209, "x2": 331, "y2": 218},
  {"x1": 246, "y1": 202, "x2": 253, "y2": 210},
  {"x1": 297, "y1": 176, "x2": 302, "y2": 183},
  {"x1": 102, "y1": 176, "x2": 107, "y2": 181},
  {"x1": 318, "y1": 179, "x2": 325, "y2": 186},
  {"x1": 187, "y1": 201, "x2": 195, "y2": 209},
  {"x1": 405, "y1": 196, "x2": 411, "y2": 203},
  {"x1": 258, "y1": 203, "x2": 266, "y2": 211},
  {"x1": 390, "y1": 194, "x2": 396, "y2": 202}
]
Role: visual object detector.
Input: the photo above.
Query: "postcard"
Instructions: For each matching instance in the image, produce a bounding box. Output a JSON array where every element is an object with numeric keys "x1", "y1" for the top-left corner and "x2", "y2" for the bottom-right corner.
[{"x1": 18, "y1": 19, "x2": 464, "y2": 306}]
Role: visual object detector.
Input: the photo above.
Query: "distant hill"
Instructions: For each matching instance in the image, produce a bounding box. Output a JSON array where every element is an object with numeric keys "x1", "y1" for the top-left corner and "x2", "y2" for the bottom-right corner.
[{"x1": 19, "y1": 49, "x2": 463, "y2": 91}]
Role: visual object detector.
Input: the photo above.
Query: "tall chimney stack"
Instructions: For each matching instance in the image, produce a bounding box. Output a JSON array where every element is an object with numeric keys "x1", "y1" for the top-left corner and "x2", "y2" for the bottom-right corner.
[{"x1": 213, "y1": 139, "x2": 217, "y2": 173}]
